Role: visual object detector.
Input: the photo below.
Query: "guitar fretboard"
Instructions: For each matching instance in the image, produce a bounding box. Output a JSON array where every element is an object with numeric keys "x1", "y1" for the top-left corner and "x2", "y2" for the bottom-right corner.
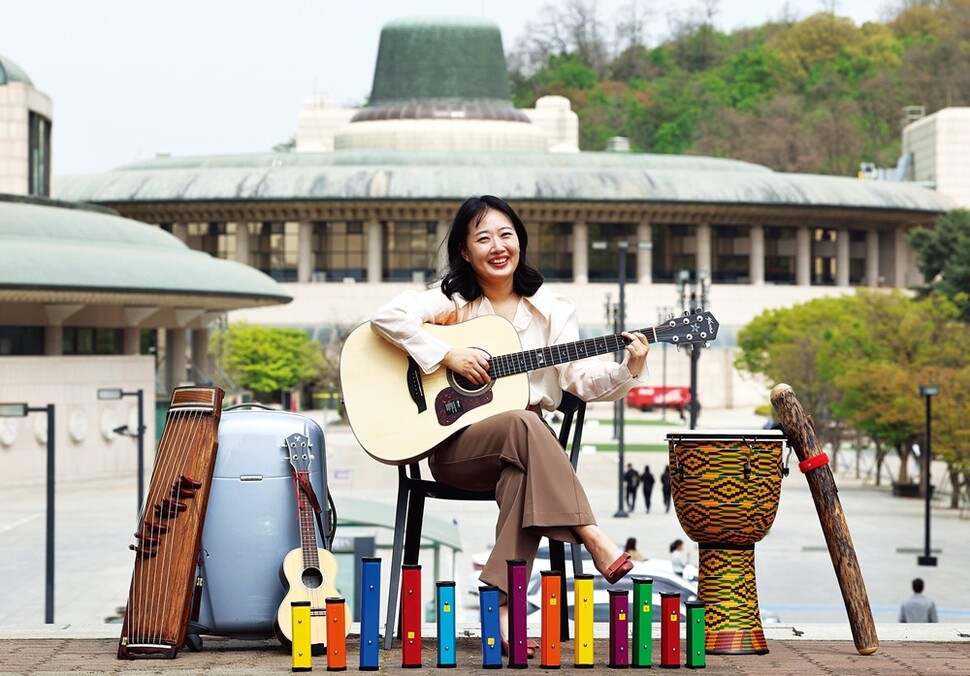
[
  {"x1": 489, "y1": 327, "x2": 659, "y2": 379},
  {"x1": 296, "y1": 470, "x2": 320, "y2": 570}
]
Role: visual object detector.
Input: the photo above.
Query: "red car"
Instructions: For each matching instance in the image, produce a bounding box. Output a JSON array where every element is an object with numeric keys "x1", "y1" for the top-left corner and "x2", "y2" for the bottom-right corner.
[{"x1": 626, "y1": 385, "x2": 691, "y2": 413}]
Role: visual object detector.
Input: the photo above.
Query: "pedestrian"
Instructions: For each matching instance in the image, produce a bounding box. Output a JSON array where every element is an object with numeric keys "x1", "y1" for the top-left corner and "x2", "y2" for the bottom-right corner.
[
  {"x1": 624, "y1": 537, "x2": 644, "y2": 562},
  {"x1": 661, "y1": 465, "x2": 672, "y2": 513},
  {"x1": 641, "y1": 465, "x2": 655, "y2": 513},
  {"x1": 369, "y1": 195, "x2": 649, "y2": 655},
  {"x1": 899, "y1": 578, "x2": 938, "y2": 622},
  {"x1": 623, "y1": 463, "x2": 640, "y2": 511},
  {"x1": 670, "y1": 539, "x2": 689, "y2": 576}
]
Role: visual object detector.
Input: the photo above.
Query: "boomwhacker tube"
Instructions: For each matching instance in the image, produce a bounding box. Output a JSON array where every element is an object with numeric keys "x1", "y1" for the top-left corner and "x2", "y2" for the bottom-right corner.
[
  {"x1": 401, "y1": 564, "x2": 422, "y2": 668},
  {"x1": 573, "y1": 573, "x2": 595, "y2": 668},
  {"x1": 685, "y1": 601, "x2": 706, "y2": 669},
  {"x1": 479, "y1": 586, "x2": 503, "y2": 669},
  {"x1": 507, "y1": 559, "x2": 529, "y2": 669},
  {"x1": 609, "y1": 589, "x2": 631, "y2": 668},
  {"x1": 290, "y1": 600, "x2": 312, "y2": 672},
  {"x1": 358, "y1": 558, "x2": 380, "y2": 671},
  {"x1": 436, "y1": 581, "x2": 457, "y2": 668},
  {"x1": 325, "y1": 598, "x2": 346, "y2": 671},
  {"x1": 660, "y1": 592, "x2": 681, "y2": 668},
  {"x1": 540, "y1": 570, "x2": 562, "y2": 669},
  {"x1": 631, "y1": 576, "x2": 654, "y2": 668}
]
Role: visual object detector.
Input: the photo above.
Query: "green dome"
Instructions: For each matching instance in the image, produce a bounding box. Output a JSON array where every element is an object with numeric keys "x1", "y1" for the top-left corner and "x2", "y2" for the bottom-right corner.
[
  {"x1": 0, "y1": 53, "x2": 32, "y2": 85},
  {"x1": 369, "y1": 17, "x2": 512, "y2": 105}
]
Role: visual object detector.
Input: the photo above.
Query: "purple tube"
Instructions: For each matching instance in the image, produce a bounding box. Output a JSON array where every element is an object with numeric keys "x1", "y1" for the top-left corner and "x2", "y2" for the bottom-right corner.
[
  {"x1": 507, "y1": 559, "x2": 529, "y2": 669},
  {"x1": 609, "y1": 589, "x2": 630, "y2": 668}
]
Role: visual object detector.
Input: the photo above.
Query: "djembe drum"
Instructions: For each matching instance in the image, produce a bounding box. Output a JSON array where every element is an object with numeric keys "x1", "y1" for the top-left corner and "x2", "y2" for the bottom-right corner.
[{"x1": 667, "y1": 430, "x2": 786, "y2": 655}]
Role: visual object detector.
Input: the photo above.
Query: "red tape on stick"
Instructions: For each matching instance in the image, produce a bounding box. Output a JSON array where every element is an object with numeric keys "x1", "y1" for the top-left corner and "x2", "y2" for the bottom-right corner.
[{"x1": 799, "y1": 453, "x2": 829, "y2": 474}]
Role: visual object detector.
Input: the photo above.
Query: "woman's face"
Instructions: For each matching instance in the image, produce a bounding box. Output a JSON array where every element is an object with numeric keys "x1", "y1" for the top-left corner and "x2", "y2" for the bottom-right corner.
[{"x1": 462, "y1": 208, "x2": 520, "y2": 287}]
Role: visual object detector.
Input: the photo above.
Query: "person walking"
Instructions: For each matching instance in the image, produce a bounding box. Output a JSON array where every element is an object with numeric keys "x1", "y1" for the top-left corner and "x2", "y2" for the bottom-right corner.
[
  {"x1": 661, "y1": 465, "x2": 672, "y2": 513},
  {"x1": 641, "y1": 465, "x2": 655, "y2": 513},
  {"x1": 623, "y1": 463, "x2": 640, "y2": 511},
  {"x1": 899, "y1": 578, "x2": 938, "y2": 622}
]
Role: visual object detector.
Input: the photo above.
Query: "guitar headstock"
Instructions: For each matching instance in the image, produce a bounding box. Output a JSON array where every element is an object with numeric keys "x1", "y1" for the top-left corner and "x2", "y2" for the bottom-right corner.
[
  {"x1": 649, "y1": 310, "x2": 719, "y2": 347},
  {"x1": 284, "y1": 432, "x2": 313, "y2": 473}
]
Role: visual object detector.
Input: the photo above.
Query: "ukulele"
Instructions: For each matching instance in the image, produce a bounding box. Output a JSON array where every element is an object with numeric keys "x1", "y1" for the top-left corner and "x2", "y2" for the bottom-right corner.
[{"x1": 274, "y1": 431, "x2": 345, "y2": 652}]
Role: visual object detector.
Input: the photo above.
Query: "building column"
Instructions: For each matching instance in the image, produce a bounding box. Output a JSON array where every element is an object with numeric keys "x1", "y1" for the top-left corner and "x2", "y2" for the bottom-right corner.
[
  {"x1": 165, "y1": 328, "x2": 188, "y2": 392},
  {"x1": 123, "y1": 327, "x2": 141, "y2": 354},
  {"x1": 836, "y1": 228, "x2": 850, "y2": 287},
  {"x1": 297, "y1": 221, "x2": 313, "y2": 283},
  {"x1": 637, "y1": 222, "x2": 652, "y2": 284},
  {"x1": 573, "y1": 222, "x2": 588, "y2": 284},
  {"x1": 366, "y1": 219, "x2": 382, "y2": 283},
  {"x1": 749, "y1": 224, "x2": 765, "y2": 285},
  {"x1": 796, "y1": 226, "x2": 812, "y2": 286},
  {"x1": 894, "y1": 227, "x2": 910, "y2": 289},
  {"x1": 866, "y1": 230, "x2": 881, "y2": 287},
  {"x1": 192, "y1": 328, "x2": 210, "y2": 384},
  {"x1": 696, "y1": 223, "x2": 712, "y2": 275},
  {"x1": 234, "y1": 222, "x2": 251, "y2": 265},
  {"x1": 43, "y1": 304, "x2": 81, "y2": 356},
  {"x1": 435, "y1": 220, "x2": 450, "y2": 277}
]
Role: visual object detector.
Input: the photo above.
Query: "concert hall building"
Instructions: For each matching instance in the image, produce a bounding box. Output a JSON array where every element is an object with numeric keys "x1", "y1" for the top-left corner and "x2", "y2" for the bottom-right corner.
[
  {"x1": 52, "y1": 17, "x2": 954, "y2": 412},
  {"x1": 0, "y1": 53, "x2": 291, "y2": 484}
]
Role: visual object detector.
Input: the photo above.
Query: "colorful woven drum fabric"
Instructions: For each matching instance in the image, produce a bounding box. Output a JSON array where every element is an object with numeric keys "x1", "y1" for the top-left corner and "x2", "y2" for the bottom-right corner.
[{"x1": 667, "y1": 432, "x2": 785, "y2": 656}]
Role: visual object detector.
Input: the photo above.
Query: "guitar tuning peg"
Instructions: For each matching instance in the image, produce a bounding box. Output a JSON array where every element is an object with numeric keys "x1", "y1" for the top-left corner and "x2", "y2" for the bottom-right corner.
[
  {"x1": 667, "y1": 313, "x2": 675, "y2": 320},
  {"x1": 682, "y1": 310, "x2": 690, "y2": 316},
  {"x1": 704, "y1": 341, "x2": 711, "y2": 349},
  {"x1": 675, "y1": 345, "x2": 682, "y2": 352}
]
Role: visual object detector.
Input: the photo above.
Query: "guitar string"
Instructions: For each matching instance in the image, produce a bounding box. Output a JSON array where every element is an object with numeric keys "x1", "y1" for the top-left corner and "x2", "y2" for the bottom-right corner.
[{"x1": 130, "y1": 402, "x2": 182, "y2": 647}]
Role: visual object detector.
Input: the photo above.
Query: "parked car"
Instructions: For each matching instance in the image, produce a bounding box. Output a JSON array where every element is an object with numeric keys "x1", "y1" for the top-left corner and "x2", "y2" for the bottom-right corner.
[{"x1": 625, "y1": 385, "x2": 691, "y2": 413}]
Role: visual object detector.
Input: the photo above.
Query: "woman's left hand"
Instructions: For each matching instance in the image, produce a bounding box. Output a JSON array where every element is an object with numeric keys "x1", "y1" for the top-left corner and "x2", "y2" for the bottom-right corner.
[{"x1": 622, "y1": 331, "x2": 650, "y2": 378}]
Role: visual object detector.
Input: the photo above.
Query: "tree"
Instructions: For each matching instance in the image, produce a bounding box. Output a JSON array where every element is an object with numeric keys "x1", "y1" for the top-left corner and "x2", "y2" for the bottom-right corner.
[
  {"x1": 211, "y1": 323, "x2": 325, "y2": 402},
  {"x1": 908, "y1": 208, "x2": 970, "y2": 320}
]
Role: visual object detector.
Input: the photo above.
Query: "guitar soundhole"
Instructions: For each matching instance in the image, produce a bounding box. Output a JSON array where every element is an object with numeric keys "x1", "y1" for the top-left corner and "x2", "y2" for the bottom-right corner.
[
  {"x1": 302, "y1": 566, "x2": 324, "y2": 589},
  {"x1": 448, "y1": 368, "x2": 494, "y2": 396}
]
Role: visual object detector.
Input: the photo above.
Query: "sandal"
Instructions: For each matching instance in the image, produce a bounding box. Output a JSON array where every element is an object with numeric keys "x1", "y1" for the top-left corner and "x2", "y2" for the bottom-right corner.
[
  {"x1": 603, "y1": 551, "x2": 634, "y2": 585},
  {"x1": 501, "y1": 638, "x2": 538, "y2": 659}
]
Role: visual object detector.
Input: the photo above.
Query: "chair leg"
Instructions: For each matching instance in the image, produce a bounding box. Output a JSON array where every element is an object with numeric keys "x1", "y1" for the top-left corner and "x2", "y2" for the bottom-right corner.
[{"x1": 383, "y1": 480, "x2": 411, "y2": 650}]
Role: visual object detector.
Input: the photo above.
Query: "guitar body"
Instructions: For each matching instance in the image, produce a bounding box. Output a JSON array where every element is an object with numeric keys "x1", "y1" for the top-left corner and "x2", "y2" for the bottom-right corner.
[
  {"x1": 274, "y1": 546, "x2": 344, "y2": 653},
  {"x1": 341, "y1": 315, "x2": 530, "y2": 465}
]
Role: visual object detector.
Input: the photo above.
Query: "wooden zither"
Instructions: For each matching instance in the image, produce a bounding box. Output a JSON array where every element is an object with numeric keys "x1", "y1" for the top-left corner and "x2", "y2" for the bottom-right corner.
[{"x1": 118, "y1": 386, "x2": 224, "y2": 659}]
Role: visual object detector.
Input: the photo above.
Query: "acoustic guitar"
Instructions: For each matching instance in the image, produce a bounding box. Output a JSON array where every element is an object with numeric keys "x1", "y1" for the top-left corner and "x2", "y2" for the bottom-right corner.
[
  {"x1": 274, "y1": 431, "x2": 345, "y2": 653},
  {"x1": 341, "y1": 311, "x2": 718, "y2": 465}
]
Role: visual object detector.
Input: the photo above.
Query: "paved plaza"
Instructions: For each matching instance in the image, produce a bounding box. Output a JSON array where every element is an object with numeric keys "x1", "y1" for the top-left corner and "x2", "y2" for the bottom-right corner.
[{"x1": 1, "y1": 402, "x2": 968, "y2": 673}]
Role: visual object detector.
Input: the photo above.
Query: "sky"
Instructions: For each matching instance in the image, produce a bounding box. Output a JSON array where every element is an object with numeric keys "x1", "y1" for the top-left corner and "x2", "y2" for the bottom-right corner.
[{"x1": 0, "y1": 0, "x2": 895, "y2": 176}]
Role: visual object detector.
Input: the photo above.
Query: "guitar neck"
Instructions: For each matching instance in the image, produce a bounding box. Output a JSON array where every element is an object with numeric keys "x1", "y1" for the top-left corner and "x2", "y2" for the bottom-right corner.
[
  {"x1": 296, "y1": 471, "x2": 320, "y2": 569},
  {"x1": 489, "y1": 327, "x2": 658, "y2": 379}
]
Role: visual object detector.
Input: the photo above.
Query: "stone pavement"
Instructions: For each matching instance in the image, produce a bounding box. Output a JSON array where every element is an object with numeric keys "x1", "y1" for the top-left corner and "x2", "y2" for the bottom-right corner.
[{"x1": 2, "y1": 623, "x2": 970, "y2": 674}]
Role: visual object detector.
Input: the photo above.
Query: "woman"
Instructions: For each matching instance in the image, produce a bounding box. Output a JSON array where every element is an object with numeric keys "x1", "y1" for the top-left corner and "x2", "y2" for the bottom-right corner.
[
  {"x1": 641, "y1": 465, "x2": 655, "y2": 513},
  {"x1": 370, "y1": 195, "x2": 649, "y2": 651},
  {"x1": 624, "y1": 537, "x2": 645, "y2": 562}
]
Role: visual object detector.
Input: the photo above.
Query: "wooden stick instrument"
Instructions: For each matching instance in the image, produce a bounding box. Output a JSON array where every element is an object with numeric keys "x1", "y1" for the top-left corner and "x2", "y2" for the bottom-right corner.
[
  {"x1": 118, "y1": 386, "x2": 223, "y2": 659},
  {"x1": 770, "y1": 383, "x2": 878, "y2": 655}
]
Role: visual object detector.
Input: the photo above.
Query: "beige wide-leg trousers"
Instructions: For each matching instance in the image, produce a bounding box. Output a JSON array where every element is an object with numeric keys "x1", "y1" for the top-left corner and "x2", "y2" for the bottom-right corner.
[{"x1": 428, "y1": 409, "x2": 596, "y2": 597}]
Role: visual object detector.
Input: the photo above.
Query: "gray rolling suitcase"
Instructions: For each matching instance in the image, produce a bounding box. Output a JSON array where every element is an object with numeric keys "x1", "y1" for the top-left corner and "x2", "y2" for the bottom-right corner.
[{"x1": 188, "y1": 405, "x2": 332, "y2": 642}]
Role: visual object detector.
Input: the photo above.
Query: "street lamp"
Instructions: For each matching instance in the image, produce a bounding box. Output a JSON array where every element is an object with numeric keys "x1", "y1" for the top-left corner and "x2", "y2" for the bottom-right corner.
[
  {"x1": 0, "y1": 401, "x2": 56, "y2": 623},
  {"x1": 98, "y1": 388, "x2": 146, "y2": 512},
  {"x1": 917, "y1": 385, "x2": 938, "y2": 567},
  {"x1": 675, "y1": 270, "x2": 711, "y2": 430}
]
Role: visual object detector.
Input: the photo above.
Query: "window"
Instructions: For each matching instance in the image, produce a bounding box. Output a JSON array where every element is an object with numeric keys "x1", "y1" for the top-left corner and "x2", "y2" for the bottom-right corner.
[
  {"x1": 712, "y1": 226, "x2": 750, "y2": 284},
  {"x1": 320, "y1": 221, "x2": 367, "y2": 282},
  {"x1": 764, "y1": 227, "x2": 796, "y2": 284},
  {"x1": 28, "y1": 112, "x2": 52, "y2": 197},
  {"x1": 525, "y1": 222, "x2": 572, "y2": 281},
  {"x1": 185, "y1": 222, "x2": 234, "y2": 259},
  {"x1": 651, "y1": 224, "x2": 695, "y2": 283},
  {"x1": 254, "y1": 221, "x2": 299, "y2": 281},
  {"x1": 588, "y1": 224, "x2": 637, "y2": 282},
  {"x1": 382, "y1": 221, "x2": 438, "y2": 282},
  {"x1": 62, "y1": 328, "x2": 123, "y2": 355},
  {"x1": 0, "y1": 327, "x2": 44, "y2": 355}
]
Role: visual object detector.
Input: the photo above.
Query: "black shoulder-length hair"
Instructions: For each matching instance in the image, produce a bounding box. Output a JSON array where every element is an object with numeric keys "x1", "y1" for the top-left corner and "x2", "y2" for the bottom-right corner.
[{"x1": 439, "y1": 195, "x2": 544, "y2": 300}]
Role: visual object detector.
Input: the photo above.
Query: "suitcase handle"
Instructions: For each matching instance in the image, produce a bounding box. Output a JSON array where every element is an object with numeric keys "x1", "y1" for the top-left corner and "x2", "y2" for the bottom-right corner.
[{"x1": 223, "y1": 402, "x2": 276, "y2": 412}]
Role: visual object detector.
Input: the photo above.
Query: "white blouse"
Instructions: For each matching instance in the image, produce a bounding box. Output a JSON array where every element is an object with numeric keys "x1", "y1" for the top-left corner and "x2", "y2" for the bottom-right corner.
[{"x1": 370, "y1": 285, "x2": 640, "y2": 412}]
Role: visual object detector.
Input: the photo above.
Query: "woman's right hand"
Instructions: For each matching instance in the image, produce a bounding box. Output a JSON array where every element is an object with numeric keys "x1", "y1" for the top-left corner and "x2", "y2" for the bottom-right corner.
[{"x1": 442, "y1": 347, "x2": 491, "y2": 385}]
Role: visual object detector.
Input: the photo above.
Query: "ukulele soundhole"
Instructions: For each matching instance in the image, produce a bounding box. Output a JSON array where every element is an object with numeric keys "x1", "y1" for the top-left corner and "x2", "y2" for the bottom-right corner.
[{"x1": 301, "y1": 566, "x2": 324, "y2": 589}]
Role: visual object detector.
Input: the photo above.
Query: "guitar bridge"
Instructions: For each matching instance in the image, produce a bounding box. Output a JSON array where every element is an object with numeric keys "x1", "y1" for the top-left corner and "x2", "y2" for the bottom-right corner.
[{"x1": 406, "y1": 357, "x2": 427, "y2": 413}]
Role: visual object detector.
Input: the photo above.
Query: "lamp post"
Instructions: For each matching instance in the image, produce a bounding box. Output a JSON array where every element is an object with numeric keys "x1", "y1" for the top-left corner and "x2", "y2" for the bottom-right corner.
[
  {"x1": 675, "y1": 270, "x2": 711, "y2": 430},
  {"x1": 917, "y1": 385, "x2": 938, "y2": 567},
  {"x1": 98, "y1": 388, "x2": 146, "y2": 512},
  {"x1": 0, "y1": 402, "x2": 56, "y2": 623},
  {"x1": 657, "y1": 306, "x2": 674, "y2": 422}
]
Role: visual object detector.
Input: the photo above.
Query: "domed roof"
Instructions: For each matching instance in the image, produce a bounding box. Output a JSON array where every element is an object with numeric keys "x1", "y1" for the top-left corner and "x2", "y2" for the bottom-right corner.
[
  {"x1": 0, "y1": 53, "x2": 32, "y2": 85},
  {"x1": 352, "y1": 16, "x2": 529, "y2": 124}
]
